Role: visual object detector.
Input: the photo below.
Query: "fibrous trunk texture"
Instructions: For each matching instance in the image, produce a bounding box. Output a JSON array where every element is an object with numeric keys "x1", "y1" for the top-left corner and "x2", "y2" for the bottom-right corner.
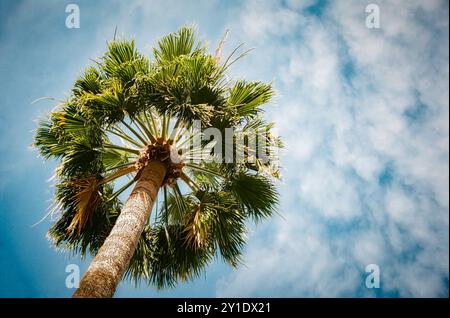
[{"x1": 73, "y1": 161, "x2": 167, "y2": 298}]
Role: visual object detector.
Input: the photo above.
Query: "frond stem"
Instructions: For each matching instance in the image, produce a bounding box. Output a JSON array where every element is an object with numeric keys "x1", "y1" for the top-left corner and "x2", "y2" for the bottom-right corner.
[
  {"x1": 103, "y1": 143, "x2": 140, "y2": 155},
  {"x1": 121, "y1": 120, "x2": 148, "y2": 145}
]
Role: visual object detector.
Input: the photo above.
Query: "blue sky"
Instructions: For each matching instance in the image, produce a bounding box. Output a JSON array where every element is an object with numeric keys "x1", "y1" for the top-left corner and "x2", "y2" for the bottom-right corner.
[{"x1": 0, "y1": 0, "x2": 448, "y2": 297}]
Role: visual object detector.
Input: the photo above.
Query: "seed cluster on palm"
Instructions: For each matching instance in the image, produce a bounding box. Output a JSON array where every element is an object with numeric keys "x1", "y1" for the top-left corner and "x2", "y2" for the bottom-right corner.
[{"x1": 34, "y1": 26, "x2": 282, "y2": 296}]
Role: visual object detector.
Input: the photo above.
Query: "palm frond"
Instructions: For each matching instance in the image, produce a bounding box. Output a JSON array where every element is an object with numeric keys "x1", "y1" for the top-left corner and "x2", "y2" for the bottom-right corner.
[
  {"x1": 125, "y1": 223, "x2": 215, "y2": 289},
  {"x1": 67, "y1": 177, "x2": 102, "y2": 235},
  {"x1": 228, "y1": 80, "x2": 274, "y2": 117},
  {"x1": 153, "y1": 26, "x2": 204, "y2": 62},
  {"x1": 48, "y1": 181, "x2": 121, "y2": 256},
  {"x1": 190, "y1": 190, "x2": 246, "y2": 266},
  {"x1": 226, "y1": 172, "x2": 279, "y2": 221},
  {"x1": 73, "y1": 67, "x2": 103, "y2": 97}
]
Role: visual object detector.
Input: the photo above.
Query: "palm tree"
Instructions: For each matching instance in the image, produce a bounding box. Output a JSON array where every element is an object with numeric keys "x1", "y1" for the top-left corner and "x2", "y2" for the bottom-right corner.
[{"x1": 34, "y1": 26, "x2": 282, "y2": 298}]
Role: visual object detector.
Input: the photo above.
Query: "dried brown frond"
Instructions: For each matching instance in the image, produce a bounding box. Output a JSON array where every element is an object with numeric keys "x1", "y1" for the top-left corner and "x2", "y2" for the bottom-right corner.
[
  {"x1": 214, "y1": 29, "x2": 229, "y2": 62},
  {"x1": 67, "y1": 177, "x2": 101, "y2": 235}
]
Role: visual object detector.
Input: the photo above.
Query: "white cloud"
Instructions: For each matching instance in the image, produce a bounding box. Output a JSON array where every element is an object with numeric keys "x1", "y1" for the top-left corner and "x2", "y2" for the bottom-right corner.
[
  {"x1": 385, "y1": 188, "x2": 415, "y2": 225},
  {"x1": 238, "y1": 0, "x2": 303, "y2": 43},
  {"x1": 216, "y1": 214, "x2": 361, "y2": 297},
  {"x1": 216, "y1": 0, "x2": 449, "y2": 297},
  {"x1": 299, "y1": 161, "x2": 362, "y2": 219}
]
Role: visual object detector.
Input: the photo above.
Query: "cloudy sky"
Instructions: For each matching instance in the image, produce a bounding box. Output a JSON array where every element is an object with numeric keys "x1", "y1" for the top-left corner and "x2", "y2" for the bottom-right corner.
[{"x1": 0, "y1": 0, "x2": 448, "y2": 297}]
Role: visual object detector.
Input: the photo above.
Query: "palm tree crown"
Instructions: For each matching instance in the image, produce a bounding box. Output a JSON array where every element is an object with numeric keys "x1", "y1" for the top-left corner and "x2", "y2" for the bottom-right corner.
[{"x1": 34, "y1": 26, "x2": 282, "y2": 289}]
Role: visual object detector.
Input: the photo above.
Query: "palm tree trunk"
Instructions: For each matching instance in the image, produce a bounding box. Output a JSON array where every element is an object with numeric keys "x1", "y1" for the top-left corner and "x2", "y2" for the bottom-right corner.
[{"x1": 73, "y1": 161, "x2": 167, "y2": 298}]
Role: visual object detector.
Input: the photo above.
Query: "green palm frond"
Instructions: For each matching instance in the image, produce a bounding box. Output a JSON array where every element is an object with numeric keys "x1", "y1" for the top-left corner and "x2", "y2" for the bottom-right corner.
[
  {"x1": 226, "y1": 172, "x2": 279, "y2": 221},
  {"x1": 153, "y1": 26, "x2": 204, "y2": 63},
  {"x1": 239, "y1": 118, "x2": 283, "y2": 178},
  {"x1": 73, "y1": 67, "x2": 103, "y2": 97},
  {"x1": 189, "y1": 190, "x2": 246, "y2": 266},
  {"x1": 228, "y1": 80, "x2": 274, "y2": 117},
  {"x1": 147, "y1": 54, "x2": 226, "y2": 124},
  {"x1": 185, "y1": 162, "x2": 224, "y2": 190},
  {"x1": 34, "y1": 118, "x2": 69, "y2": 159},
  {"x1": 127, "y1": 224, "x2": 214, "y2": 289},
  {"x1": 101, "y1": 39, "x2": 140, "y2": 78},
  {"x1": 157, "y1": 188, "x2": 196, "y2": 225},
  {"x1": 100, "y1": 147, "x2": 135, "y2": 171}
]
